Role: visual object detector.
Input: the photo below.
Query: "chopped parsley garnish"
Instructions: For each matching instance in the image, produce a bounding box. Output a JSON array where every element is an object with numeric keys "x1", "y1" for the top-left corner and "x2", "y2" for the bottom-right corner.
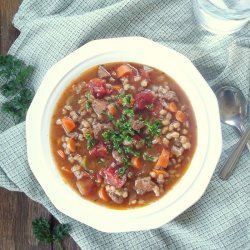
[
  {"x1": 85, "y1": 92, "x2": 92, "y2": 100},
  {"x1": 123, "y1": 106, "x2": 134, "y2": 117},
  {"x1": 145, "y1": 120, "x2": 161, "y2": 137},
  {"x1": 118, "y1": 165, "x2": 129, "y2": 176},
  {"x1": 85, "y1": 100, "x2": 91, "y2": 109},
  {"x1": 122, "y1": 94, "x2": 132, "y2": 106},
  {"x1": 107, "y1": 113, "x2": 114, "y2": 121},
  {"x1": 143, "y1": 152, "x2": 154, "y2": 162},
  {"x1": 85, "y1": 133, "x2": 95, "y2": 150},
  {"x1": 102, "y1": 114, "x2": 137, "y2": 176}
]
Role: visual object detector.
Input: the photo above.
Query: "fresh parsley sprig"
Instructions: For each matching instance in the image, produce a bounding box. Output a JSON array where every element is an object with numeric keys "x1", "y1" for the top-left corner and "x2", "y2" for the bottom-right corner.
[
  {"x1": 0, "y1": 54, "x2": 34, "y2": 123},
  {"x1": 85, "y1": 132, "x2": 95, "y2": 150},
  {"x1": 32, "y1": 218, "x2": 70, "y2": 250}
]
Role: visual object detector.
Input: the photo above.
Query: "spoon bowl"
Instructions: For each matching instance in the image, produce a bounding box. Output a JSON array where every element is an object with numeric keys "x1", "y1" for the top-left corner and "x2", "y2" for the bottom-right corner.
[
  {"x1": 215, "y1": 86, "x2": 248, "y2": 133},
  {"x1": 215, "y1": 85, "x2": 250, "y2": 179}
]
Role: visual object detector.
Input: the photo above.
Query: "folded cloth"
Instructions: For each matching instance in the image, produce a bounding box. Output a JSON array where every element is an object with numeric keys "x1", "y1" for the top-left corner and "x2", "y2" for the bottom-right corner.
[{"x1": 0, "y1": 0, "x2": 249, "y2": 249}]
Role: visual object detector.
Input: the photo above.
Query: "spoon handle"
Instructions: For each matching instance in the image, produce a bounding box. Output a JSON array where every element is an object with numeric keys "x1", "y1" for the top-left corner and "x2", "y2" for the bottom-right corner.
[
  {"x1": 238, "y1": 124, "x2": 250, "y2": 154},
  {"x1": 220, "y1": 127, "x2": 250, "y2": 180}
]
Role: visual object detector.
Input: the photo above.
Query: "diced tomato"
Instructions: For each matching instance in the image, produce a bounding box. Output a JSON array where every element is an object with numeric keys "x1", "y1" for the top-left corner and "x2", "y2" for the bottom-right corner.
[
  {"x1": 151, "y1": 99, "x2": 163, "y2": 115},
  {"x1": 96, "y1": 173, "x2": 103, "y2": 183},
  {"x1": 103, "y1": 166, "x2": 126, "y2": 188},
  {"x1": 89, "y1": 78, "x2": 111, "y2": 98},
  {"x1": 89, "y1": 142, "x2": 108, "y2": 157},
  {"x1": 133, "y1": 134, "x2": 142, "y2": 145},
  {"x1": 76, "y1": 178, "x2": 94, "y2": 196},
  {"x1": 134, "y1": 89, "x2": 155, "y2": 110}
]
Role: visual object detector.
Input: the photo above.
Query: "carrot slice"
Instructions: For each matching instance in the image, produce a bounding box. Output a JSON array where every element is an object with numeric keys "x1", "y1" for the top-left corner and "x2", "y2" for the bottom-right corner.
[
  {"x1": 57, "y1": 150, "x2": 65, "y2": 159},
  {"x1": 131, "y1": 157, "x2": 142, "y2": 170},
  {"x1": 116, "y1": 64, "x2": 133, "y2": 78},
  {"x1": 153, "y1": 169, "x2": 166, "y2": 176},
  {"x1": 98, "y1": 186, "x2": 109, "y2": 202},
  {"x1": 112, "y1": 85, "x2": 122, "y2": 91},
  {"x1": 155, "y1": 149, "x2": 170, "y2": 168},
  {"x1": 107, "y1": 104, "x2": 118, "y2": 116},
  {"x1": 168, "y1": 102, "x2": 177, "y2": 113},
  {"x1": 175, "y1": 111, "x2": 186, "y2": 123},
  {"x1": 62, "y1": 117, "x2": 76, "y2": 133},
  {"x1": 67, "y1": 138, "x2": 76, "y2": 152}
]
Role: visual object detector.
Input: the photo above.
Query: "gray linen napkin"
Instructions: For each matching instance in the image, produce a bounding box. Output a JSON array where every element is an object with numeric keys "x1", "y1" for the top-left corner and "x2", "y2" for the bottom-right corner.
[{"x1": 0, "y1": 0, "x2": 249, "y2": 249}]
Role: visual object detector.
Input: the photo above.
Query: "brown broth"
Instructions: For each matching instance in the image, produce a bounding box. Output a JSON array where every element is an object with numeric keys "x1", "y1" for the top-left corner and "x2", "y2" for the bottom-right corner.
[{"x1": 50, "y1": 62, "x2": 197, "y2": 209}]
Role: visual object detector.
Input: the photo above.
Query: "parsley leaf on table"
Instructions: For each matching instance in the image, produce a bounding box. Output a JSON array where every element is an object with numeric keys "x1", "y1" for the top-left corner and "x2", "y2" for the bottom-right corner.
[
  {"x1": 32, "y1": 218, "x2": 70, "y2": 250},
  {"x1": 0, "y1": 54, "x2": 34, "y2": 123}
]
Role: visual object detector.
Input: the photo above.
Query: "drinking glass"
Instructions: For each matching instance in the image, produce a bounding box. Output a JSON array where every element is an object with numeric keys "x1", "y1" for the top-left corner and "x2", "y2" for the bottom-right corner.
[{"x1": 193, "y1": 0, "x2": 250, "y2": 35}]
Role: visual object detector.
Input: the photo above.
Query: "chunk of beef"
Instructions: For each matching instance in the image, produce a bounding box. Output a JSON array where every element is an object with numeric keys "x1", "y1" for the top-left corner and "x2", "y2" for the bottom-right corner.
[
  {"x1": 107, "y1": 191, "x2": 124, "y2": 204},
  {"x1": 132, "y1": 120, "x2": 145, "y2": 131},
  {"x1": 92, "y1": 99, "x2": 107, "y2": 115},
  {"x1": 134, "y1": 177, "x2": 160, "y2": 196},
  {"x1": 98, "y1": 65, "x2": 111, "y2": 78}
]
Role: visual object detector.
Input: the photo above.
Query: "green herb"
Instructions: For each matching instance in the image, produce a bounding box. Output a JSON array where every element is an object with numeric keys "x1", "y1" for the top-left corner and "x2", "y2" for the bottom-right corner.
[
  {"x1": 85, "y1": 133, "x2": 95, "y2": 150},
  {"x1": 107, "y1": 113, "x2": 114, "y2": 121},
  {"x1": 0, "y1": 55, "x2": 34, "y2": 123},
  {"x1": 85, "y1": 92, "x2": 92, "y2": 100},
  {"x1": 143, "y1": 152, "x2": 154, "y2": 162},
  {"x1": 145, "y1": 120, "x2": 161, "y2": 137},
  {"x1": 32, "y1": 218, "x2": 70, "y2": 250},
  {"x1": 122, "y1": 94, "x2": 132, "y2": 106},
  {"x1": 124, "y1": 147, "x2": 140, "y2": 157},
  {"x1": 123, "y1": 106, "x2": 134, "y2": 117},
  {"x1": 102, "y1": 114, "x2": 139, "y2": 176},
  {"x1": 85, "y1": 100, "x2": 91, "y2": 109},
  {"x1": 118, "y1": 165, "x2": 129, "y2": 176},
  {"x1": 145, "y1": 103, "x2": 154, "y2": 109},
  {"x1": 138, "y1": 139, "x2": 145, "y2": 146}
]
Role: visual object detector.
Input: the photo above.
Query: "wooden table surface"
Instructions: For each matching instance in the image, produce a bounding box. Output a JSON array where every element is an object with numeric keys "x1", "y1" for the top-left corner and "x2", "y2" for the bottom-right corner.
[{"x1": 0, "y1": 1, "x2": 80, "y2": 249}]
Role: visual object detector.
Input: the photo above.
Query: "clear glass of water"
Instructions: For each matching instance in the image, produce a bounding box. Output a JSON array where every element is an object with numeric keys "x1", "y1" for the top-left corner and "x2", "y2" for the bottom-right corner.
[{"x1": 193, "y1": 0, "x2": 250, "y2": 35}]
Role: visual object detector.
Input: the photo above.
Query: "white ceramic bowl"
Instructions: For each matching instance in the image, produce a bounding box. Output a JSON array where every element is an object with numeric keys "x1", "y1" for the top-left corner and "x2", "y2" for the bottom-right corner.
[{"x1": 26, "y1": 37, "x2": 222, "y2": 232}]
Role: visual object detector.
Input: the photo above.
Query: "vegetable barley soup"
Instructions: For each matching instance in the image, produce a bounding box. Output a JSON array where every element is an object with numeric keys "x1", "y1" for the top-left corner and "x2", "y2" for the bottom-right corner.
[{"x1": 50, "y1": 63, "x2": 197, "y2": 209}]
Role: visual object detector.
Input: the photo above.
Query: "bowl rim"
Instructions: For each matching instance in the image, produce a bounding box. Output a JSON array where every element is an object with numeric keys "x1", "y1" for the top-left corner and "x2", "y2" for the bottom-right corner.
[{"x1": 26, "y1": 37, "x2": 222, "y2": 232}]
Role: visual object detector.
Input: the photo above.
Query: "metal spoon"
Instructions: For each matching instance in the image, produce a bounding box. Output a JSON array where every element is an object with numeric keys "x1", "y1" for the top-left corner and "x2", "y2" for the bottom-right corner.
[{"x1": 215, "y1": 85, "x2": 250, "y2": 179}]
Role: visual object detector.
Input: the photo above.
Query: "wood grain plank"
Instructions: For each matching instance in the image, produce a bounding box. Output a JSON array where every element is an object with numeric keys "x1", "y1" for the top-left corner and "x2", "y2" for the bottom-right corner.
[
  {"x1": 0, "y1": 187, "x2": 52, "y2": 250},
  {"x1": 0, "y1": 0, "x2": 20, "y2": 54},
  {"x1": 0, "y1": 1, "x2": 80, "y2": 249}
]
